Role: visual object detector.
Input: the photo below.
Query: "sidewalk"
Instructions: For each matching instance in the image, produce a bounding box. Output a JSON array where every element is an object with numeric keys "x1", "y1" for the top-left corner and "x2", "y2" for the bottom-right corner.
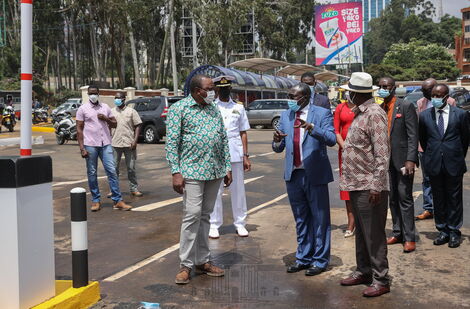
[{"x1": 94, "y1": 203, "x2": 470, "y2": 308}]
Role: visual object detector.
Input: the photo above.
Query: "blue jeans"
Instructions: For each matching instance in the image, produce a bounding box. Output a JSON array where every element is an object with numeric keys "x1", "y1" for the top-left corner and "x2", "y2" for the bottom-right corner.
[
  {"x1": 85, "y1": 145, "x2": 122, "y2": 203},
  {"x1": 419, "y1": 152, "x2": 433, "y2": 212}
]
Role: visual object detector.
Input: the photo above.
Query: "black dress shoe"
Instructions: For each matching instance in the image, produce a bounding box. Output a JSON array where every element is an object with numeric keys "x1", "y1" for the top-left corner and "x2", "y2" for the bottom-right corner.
[
  {"x1": 287, "y1": 263, "x2": 310, "y2": 273},
  {"x1": 305, "y1": 266, "x2": 326, "y2": 276},
  {"x1": 433, "y1": 234, "x2": 449, "y2": 246},
  {"x1": 448, "y1": 235, "x2": 461, "y2": 248}
]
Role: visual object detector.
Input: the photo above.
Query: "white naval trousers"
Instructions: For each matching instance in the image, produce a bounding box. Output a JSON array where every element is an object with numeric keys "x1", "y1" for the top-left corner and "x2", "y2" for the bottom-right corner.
[{"x1": 210, "y1": 161, "x2": 247, "y2": 229}]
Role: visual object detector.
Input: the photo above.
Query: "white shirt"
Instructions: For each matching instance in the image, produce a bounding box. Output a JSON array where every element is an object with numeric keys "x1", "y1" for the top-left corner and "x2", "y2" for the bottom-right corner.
[
  {"x1": 216, "y1": 98, "x2": 250, "y2": 163},
  {"x1": 435, "y1": 103, "x2": 450, "y2": 133},
  {"x1": 274, "y1": 104, "x2": 310, "y2": 169}
]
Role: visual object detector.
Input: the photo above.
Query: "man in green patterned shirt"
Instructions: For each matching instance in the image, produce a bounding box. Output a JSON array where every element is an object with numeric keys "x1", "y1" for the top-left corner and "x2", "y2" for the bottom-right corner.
[{"x1": 166, "y1": 74, "x2": 232, "y2": 284}]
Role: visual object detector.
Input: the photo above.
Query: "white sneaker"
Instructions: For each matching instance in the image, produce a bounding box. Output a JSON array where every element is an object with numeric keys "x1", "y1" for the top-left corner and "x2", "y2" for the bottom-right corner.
[
  {"x1": 209, "y1": 228, "x2": 220, "y2": 239},
  {"x1": 236, "y1": 226, "x2": 249, "y2": 237}
]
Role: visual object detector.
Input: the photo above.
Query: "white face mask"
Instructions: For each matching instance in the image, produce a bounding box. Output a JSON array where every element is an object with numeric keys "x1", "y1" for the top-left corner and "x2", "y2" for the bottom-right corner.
[
  {"x1": 203, "y1": 90, "x2": 216, "y2": 104},
  {"x1": 89, "y1": 94, "x2": 99, "y2": 104}
]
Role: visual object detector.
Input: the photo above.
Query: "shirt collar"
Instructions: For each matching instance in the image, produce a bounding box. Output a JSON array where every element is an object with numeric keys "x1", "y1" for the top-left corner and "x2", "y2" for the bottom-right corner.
[
  {"x1": 88, "y1": 100, "x2": 101, "y2": 107},
  {"x1": 436, "y1": 103, "x2": 450, "y2": 114},
  {"x1": 355, "y1": 98, "x2": 375, "y2": 114}
]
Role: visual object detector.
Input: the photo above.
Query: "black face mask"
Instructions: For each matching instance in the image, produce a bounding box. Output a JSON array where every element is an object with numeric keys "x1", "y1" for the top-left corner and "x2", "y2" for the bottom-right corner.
[{"x1": 218, "y1": 87, "x2": 231, "y2": 98}]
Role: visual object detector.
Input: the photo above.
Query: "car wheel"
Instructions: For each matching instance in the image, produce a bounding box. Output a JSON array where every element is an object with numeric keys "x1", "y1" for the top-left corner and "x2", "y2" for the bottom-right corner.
[
  {"x1": 144, "y1": 124, "x2": 159, "y2": 144},
  {"x1": 271, "y1": 117, "x2": 280, "y2": 129}
]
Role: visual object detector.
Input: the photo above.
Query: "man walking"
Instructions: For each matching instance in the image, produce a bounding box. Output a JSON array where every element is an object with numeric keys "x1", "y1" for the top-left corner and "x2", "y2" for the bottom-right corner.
[
  {"x1": 300, "y1": 72, "x2": 331, "y2": 110},
  {"x1": 273, "y1": 83, "x2": 336, "y2": 277},
  {"x1": 419, "y1": 84, "x2": 469, "y2": 248},
  {"x1": 377, "y1": 77, "x2": 418, "y2": 253},
  {"x1": 166, "y1": 74, "x2": 232, "y2": 284},
  {"x1": 209, "y1": 76, "x2": 251, "y2": 239},
  {"x1": 415, "y1": 78, "x2": 456, "y2": 220},
  {"x1": 111, "y1": 91, "x2": 143, "y2": 197},
  {"x1": 339, "y1": 72, "x2": 390, "y2": 297},
  {"x1": 76, "y1": 86, "x2": 132, "y2": 211}
]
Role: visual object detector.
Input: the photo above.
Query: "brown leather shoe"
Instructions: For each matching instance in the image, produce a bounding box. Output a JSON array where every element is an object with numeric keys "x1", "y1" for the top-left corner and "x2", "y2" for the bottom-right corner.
[
  {"x1": 363, "y1": 283, "x2": 390, "y2": 297},
  {"x1": 175, "y1": 267, "x2": 191, "y2": 284},
  {"x1": 387, "y1": 236, "x2": 402, "y2": 245},
  {"x1": 90, "y1": 202, "x2": 101, "y2": 212},
  {"x1": 403, "y1": 241, "x2": 416, "y2": 253},
  {"x1": 131, "y1": 191, "x2": 143, "y2": 197},
  {"x1": 340, "y1": 273, "x2": 372, "y2": 286},
  {"x1": 196, "y1": 262, "x2": 225, "y2": 277},
  {"x1": 113, "y1": 200, "x2": 132, "y2": 211},
  {"x1": 415, "y1": 210, "x2": 433, "y2": 220}
]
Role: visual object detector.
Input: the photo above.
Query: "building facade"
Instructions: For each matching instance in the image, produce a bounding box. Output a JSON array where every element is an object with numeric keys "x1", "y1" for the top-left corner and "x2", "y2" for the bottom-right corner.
[{"x1": 455, "y1": 7, "x2": 470, "y2": 74}]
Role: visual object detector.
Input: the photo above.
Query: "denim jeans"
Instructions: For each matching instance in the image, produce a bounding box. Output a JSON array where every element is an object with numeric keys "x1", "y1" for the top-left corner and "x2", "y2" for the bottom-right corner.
[
  {"x1": 85, "y1": 144, "x2": 122, "y2": 203},
  {"x1": 113, "y1": 147, "x2": 138, "y2": 192}
]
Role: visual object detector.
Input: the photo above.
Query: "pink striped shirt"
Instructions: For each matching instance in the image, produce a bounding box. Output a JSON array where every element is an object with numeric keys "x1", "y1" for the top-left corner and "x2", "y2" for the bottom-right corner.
[{"x1": 76, "y1": 101, "x2": 113, "y2": 147}]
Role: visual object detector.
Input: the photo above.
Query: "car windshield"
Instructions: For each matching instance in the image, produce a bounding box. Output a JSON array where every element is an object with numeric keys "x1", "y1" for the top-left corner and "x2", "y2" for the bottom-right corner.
[
  {"x1": 59, "y1": 103, "x2": 72, "y2": 109},
  {"x1": 66, "y1": 99, "x2": 80, "y2": 104},
  {"x1": 404, "y1": 91, "x2": 423, "y2": 107}
]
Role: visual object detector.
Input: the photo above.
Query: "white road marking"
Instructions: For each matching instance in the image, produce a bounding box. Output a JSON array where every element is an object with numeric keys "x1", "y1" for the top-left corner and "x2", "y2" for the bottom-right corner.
[
  {"x1": 138, "y1": 152, "x2": 146, "y2": 156},
  {"x1": 104, "y1": 192, "x2": 288, "y2": 282},
  {"x1": 103, "y1": 244, "x2": 180, "y2": 282},
  {"x1": 334, "y1": 168, "x2": 340, "y2": 172},
  {"x1": 247, "y1": 193, "x2": 288, "y2": 215},
  {"x1": 132, "y1": 176, "x2": 265, "y2": 212},
  {"x1": 35, "y1": 151, "x2": 56, "y2": 155},
  {"x1": 53, "y1": 176, "x2": 106, "y2": 187},
  {"x1": 251, "y1": 151, "x2": 275, "y2": 158}
]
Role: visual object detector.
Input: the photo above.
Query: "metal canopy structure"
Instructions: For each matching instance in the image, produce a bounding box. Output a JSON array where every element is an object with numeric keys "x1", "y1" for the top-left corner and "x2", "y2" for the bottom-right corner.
[
  {"x1": 277, "y1": 64, "x2": 323, "y2": 76},
  {"x1": 229, "y1": 58, "x2": 289, "y2": 72},
  {"x1": 183, "y1": 65, "x2": 298, "y2": 96},
  {"x1": 315, "y1": 71, "x2": 350, "y2": 82}
]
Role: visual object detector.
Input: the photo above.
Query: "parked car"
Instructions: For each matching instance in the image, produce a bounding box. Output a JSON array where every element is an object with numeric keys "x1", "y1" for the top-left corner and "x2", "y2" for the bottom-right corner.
[
  {"x1": 127, "y1": 95, "x2": 184, "y2": 143},
  {"x1": 246, "y1": 99, "x2": 289, "y2": 129},
  {"x1": 51, "y1": 98, "x2": 82, "y2": 118},
  {"x1": 404, "y1": 89, "x2": 423, "y2": 108}
]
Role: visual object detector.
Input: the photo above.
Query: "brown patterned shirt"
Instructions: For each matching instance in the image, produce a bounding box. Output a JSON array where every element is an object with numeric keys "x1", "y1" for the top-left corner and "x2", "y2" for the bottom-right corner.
[{"x1": 340, "y1": 99, "x2": 390, "y2": 192}]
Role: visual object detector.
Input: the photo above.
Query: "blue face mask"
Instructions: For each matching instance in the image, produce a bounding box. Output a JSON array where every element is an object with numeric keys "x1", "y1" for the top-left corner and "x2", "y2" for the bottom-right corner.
[
  {"x1": 377, "y1": 89, "x2": 390, "y2": 98},
  {"x1": 114, "y1": 98, "x2": 124, "y2": 107},
  {"x1": 287, "y1": 99, "x2": 300, "y2": 112},
  {"x1": 431, "y1": 97, "x2": 445, "y2": 109}
]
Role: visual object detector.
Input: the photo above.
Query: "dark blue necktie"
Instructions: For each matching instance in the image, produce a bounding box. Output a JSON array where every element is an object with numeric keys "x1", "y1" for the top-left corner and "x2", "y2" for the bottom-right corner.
[{"x1": 437, "y1": 110, "x2": 444, "y2": 137}]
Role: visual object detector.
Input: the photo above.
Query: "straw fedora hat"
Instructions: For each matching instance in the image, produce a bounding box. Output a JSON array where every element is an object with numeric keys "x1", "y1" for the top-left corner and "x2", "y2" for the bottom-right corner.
[{"x1": 340, "y1": 72, "x2": 379, "y2": 93}]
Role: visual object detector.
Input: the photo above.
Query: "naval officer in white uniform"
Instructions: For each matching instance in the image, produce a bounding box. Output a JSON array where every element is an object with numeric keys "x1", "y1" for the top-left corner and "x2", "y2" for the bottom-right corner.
[{"x1": 209, "y1": 76, "x2": 251, "y2": 238}]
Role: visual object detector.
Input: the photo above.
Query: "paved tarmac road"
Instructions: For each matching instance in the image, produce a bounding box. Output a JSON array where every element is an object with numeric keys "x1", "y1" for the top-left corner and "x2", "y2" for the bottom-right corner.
[{"x1": 1, "y1": 129, "x2": 469, "y2": 308}]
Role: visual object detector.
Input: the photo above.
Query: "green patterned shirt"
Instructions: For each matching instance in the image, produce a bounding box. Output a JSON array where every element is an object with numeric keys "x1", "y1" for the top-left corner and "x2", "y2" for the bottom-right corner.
[{"x1": 165, "y1": 95, "x2": 231, "y2": 180}]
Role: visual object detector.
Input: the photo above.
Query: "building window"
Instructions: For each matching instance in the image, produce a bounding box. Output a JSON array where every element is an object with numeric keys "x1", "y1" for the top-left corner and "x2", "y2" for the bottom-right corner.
[
  {"x1": 464, "y1": 49, "x2": 470, "y2": 61},
  {"x1": 465, "y1": 38, "x2": 470, "y2": 45},
  {"x1": 466, "y1": 25, "x2": 470, "y2": 33},
  {"x1": 464, "y1": 11, "x2": 470, "y2": 20}
]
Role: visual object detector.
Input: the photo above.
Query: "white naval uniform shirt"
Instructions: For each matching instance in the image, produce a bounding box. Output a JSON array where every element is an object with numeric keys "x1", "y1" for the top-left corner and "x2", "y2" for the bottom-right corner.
[
  {"x1": 435, "y1": 103, "x2": 450, "y2": 134},
  {"x1": 216, "y1": 98, "x2": 251, "y2": 163}
]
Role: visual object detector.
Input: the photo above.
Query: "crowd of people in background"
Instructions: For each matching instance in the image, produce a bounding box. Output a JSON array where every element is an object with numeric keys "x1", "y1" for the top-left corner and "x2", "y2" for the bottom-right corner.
[{"x1": 73, "y1": 70, "x2": 468, "y2": 297}]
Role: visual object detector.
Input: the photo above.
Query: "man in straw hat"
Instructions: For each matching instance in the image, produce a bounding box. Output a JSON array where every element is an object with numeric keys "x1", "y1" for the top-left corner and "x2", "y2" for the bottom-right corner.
[{"x1": 338, "y1": 72, "x2": 391, "y2": 297}]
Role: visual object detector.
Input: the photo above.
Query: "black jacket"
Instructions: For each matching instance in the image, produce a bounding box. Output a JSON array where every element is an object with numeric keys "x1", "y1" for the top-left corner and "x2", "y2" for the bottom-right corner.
[{"x1": 419, "y1": 105, "x2": 469, "y2": 177}]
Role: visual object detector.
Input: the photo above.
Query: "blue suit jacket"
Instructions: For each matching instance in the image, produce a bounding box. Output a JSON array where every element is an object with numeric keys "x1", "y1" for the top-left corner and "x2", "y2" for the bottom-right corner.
[
  {"x1": 310, "y1": 93, "x2": 331, "y2": 111},
  {"x1": 272, "y1": 104, "x2": 336, "y2": 184},
  {"x1": 419, "y1": 105, "x2": 469, "y2": 177}
]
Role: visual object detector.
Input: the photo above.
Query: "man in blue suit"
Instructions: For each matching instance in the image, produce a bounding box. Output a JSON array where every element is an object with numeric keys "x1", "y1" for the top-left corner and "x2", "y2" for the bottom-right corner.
[
  {"x1": 419, "y1": 84, "x2": 469, "y2": 248},
  {"x1": 272, "y1": 83, "x2": 336, "y2": 276},
  {"x1": 300, "y1": 72, "x2": 331, "y2": 111}
]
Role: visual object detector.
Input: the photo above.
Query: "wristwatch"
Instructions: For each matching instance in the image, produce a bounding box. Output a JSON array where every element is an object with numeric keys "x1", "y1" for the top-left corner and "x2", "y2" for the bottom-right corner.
[{"x1": 243, "y1": 153, "x2": 250, "y2": 158}]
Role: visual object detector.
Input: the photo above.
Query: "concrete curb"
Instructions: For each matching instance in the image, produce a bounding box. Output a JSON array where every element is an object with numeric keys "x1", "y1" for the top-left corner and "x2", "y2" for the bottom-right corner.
[
  {"x1": 32, "y1": 280, "x2": 100, "y2": 309},
  {"x1": 32, "y1": 126, "x2": 55, "y2": 133}
]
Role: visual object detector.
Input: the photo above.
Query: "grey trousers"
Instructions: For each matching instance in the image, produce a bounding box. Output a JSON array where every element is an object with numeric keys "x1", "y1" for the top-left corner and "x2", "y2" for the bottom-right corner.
[
  {"x1": 389, "y1": 167, "x2": 416, "y2": 241},
  {"x1": 113, "y1": 147, "x2": 138, "y2": 192},
  {"x1": 350, "y1": 190, "x2": 390, "y2": 286},
  {"x1": 180, "y1": 178, "x2": 223, "y2": 269}
]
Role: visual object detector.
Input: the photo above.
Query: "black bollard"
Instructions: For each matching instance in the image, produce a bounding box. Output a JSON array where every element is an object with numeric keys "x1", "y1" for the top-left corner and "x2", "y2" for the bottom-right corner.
[{"x1": 70, "y1": 187, "x2": 88, "y2": 288}]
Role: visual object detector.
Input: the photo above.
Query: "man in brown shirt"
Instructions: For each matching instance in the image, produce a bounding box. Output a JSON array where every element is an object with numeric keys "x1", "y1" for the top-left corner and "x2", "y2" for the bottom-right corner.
[{"x1": 339, "y1": 72, "x2": 391, "y2": 298}]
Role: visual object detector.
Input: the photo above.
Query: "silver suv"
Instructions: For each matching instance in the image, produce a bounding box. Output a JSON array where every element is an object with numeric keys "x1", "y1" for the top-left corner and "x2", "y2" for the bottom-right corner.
[
  {"x1": 52, "y1": 98, "x2": 82, "y2": 117},
  {"x1": 246, "y1": 99, "x2": 289, "y2": 129}
]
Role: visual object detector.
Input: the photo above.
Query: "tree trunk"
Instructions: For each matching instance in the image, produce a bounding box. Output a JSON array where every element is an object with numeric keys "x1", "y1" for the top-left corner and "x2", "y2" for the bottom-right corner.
[
  {"x1": 127, "y1": 15, "x2": 142, "y2": 89},
  {"x1": 56, "y1": 43, "x2": 62, "y2": 90}
]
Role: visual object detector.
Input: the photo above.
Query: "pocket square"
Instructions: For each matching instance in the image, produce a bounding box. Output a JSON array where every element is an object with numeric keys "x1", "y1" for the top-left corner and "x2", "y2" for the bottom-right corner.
[{"x1": 395, "y1": 113, "x2": 402, "y2": 118}]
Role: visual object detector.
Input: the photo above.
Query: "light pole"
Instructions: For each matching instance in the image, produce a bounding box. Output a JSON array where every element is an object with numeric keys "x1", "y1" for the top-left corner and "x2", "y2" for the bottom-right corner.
[{"x1": 20, "y1": 0, "x2": 33, "y2": 156}]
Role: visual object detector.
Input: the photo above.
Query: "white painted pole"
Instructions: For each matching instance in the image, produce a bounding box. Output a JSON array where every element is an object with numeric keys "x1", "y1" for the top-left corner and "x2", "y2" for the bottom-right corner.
[{"x1": 20, "y1": 0, "x2": 33, "y2": 156}]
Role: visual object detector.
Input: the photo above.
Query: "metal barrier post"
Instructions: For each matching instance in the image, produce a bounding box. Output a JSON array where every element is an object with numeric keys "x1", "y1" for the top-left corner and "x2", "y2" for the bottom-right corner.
[{"x1": 70, "y1": 187, "x2": 88, "y2": 288}]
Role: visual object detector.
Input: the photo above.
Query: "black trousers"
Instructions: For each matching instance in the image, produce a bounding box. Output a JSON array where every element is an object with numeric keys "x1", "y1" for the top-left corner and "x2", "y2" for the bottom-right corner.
[
  {"x1": 429, "y1": 169, "x2": 463, "y2": 237},
  {"x1": 389, "y1": 167, "x2": 416, "y2": 241},
  {"x1": 350, "y1": 190, "x2": 390, "y2": 286}
]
